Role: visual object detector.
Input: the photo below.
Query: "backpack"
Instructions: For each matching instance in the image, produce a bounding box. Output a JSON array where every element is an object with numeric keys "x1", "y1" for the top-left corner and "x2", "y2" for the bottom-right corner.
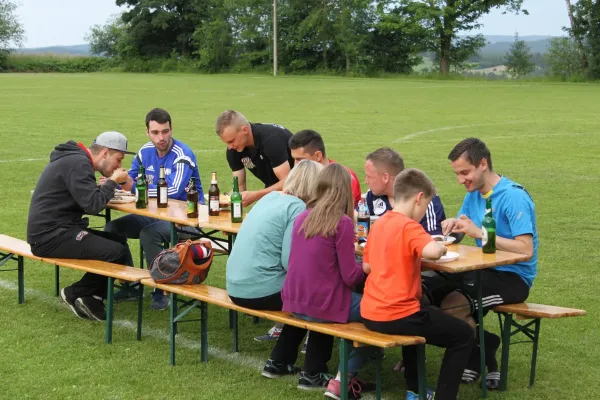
[{"x1": 149, "y1": 240, "x2": 213, "y2": 284}]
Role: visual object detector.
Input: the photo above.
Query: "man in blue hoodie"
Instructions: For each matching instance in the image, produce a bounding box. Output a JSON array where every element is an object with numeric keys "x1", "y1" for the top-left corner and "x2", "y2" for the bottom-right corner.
[
  {"x1": 104, "y1": 108, "x2": 203, "y2": 310},
  {"x1": 27, "y1": 131, "x2": 134, "y2": 321}
]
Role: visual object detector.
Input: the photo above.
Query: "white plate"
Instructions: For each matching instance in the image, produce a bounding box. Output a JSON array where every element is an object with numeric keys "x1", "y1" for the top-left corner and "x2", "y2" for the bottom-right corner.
[
  {"x1": 422, "y1": 251, "x2": 459, "y2": 263},
  {"x1": 431, "y1": 235, "x2": 456, "y2": 246},
  {"x1": 109, "y1": 196, "x2": 136, "y2": 204}
]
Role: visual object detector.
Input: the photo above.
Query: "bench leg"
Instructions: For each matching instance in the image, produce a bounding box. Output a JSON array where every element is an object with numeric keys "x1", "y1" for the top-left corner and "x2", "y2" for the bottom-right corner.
[
  {"x1": 417, "y1": 343, "x2": 427, "y2": 400},
  {"x1": 529, "y1": 318, "x2": 541, "y2": 387},
  {"x1": 17, "y1": 256, "x2": 24, "y2": 304},
  {"x1": 170, "y1": 293, "x2": 177, "y2": 366},
  {"x1": 475, "y1": 269, "x2": 487, "y2": 398},
  {"x1": 54, "y1": 265, "x2": 59, "y2": 297},
  {"x1": 232, "y1": 310, "x2": 239, "y2": 353},
  {"x1": 201, "y1": 301, "x2": 208, "y2": 362},
  {"x1": 229, "y1": 309, "x2": 234, "y2": 329},
  {"x1": 499, "y1": 313, "x2": 512, "y2": 391},
  {"x1": 375, "y1": 349, "x2": 382, "y2": 400},
  {"x1": 253, "y1": 316, "x2": 260, "y2": 324},
  {"x1": 139, "y1": 241, "x2": 144, "y2": 270},
  {"x1": 340, "y1": 338, "x2": 350, "y2": 400},
  {"x1": 170, "y1": 223, "x2": 178, "y2": 247},
  {"x1": 137, "y1": 283, "x2": 144, "y2": 341},
  {"x1": 105, "y1": 277, "x2": 114, "y2": 344}
]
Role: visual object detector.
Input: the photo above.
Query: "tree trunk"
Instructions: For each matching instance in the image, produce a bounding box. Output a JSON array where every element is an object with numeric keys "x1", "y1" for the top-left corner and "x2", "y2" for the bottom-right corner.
[
  {"x1": 439, "y1": 34, "x2": 451, "y2": 74},
  {"x1": 565, "y1": 0, "x2": 589, "y2": 70}
]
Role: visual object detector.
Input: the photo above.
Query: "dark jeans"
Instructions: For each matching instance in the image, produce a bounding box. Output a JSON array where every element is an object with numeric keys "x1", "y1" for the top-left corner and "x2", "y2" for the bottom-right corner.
[
  {"x1": 104, "y1": 214, "x2": 198, "y2": 267},
  {"x1": 364, "y1": 307, "x2": 475, "y2": 400},
  {"x1": 229, "y1": 291, "x2": 283, "y2": 311},
  {"x1": 30, "y1": 228, "x2": 133, "y2": 300},
  {"x1": 269, "y1": 325, "x2": 334, "y2": 375}
]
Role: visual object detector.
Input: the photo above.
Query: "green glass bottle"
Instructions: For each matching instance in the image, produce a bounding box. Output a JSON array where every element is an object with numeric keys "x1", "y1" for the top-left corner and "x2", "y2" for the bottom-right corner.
[
  {"x1": 482, "y1": 197, "x2": 496, "y2": 254},
  {"x1": 135, "y1": 165, "x2": 147, "y2": 209},
  {"x1": 231, "y1": 176, "x2": 243, "y2": 223}
]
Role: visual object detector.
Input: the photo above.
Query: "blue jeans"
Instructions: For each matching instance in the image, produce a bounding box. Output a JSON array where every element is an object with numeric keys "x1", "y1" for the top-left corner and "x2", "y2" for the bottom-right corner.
[
  {"x1": 294, "y1": 293, "x2": 378, "y2": 375},
  {"x1": 104, "y1": 214, "x2": 198, "y2": 267}
]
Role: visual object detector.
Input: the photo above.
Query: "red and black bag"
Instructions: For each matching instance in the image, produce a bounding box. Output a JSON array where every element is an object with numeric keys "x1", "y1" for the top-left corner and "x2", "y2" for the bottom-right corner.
[{"x1": 149, "y1": 240, "x2": 213, "y2": 284}]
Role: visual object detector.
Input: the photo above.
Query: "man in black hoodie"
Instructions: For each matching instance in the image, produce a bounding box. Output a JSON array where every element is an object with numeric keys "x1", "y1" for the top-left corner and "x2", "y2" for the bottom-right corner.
[{"x1": 27, "y1": 131, "x2": 134, "y2": 321}]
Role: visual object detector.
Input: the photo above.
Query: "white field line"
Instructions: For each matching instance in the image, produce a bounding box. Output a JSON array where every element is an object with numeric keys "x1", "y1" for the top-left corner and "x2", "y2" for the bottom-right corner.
[
  {"x1": 0, "y1": 277, "x2": 386, "y2": 399},
  {"x1": 394, "y1": 120, "x2": 540, "y2": 143}
]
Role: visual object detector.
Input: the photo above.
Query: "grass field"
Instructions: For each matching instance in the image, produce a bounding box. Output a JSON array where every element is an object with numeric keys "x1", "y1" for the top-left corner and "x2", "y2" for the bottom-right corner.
[{"x1": 0, "y1": 73, "x2": 598, "y2": 400}]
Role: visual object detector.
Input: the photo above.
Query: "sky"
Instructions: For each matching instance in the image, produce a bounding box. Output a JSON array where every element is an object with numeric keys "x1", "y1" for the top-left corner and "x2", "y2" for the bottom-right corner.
[{"x1": 16, "y1": 0, "x2": 571, "y2": 48}]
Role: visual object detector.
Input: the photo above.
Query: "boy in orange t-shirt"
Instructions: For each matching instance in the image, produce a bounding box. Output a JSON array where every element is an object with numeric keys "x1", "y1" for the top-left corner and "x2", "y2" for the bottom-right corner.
[{"x1": 361, "y1": 168, "x2": 475, "y2": 400}]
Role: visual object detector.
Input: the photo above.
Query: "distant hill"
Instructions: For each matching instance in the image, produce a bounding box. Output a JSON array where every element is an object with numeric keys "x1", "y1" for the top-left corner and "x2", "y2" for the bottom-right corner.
[
  {"x1": 16, "y1": 35, "x2": 556, "y2": 58},
  {"x1": 15, "y1": 44, "x2": 92, "y2": 56},
  {"x1": 480, "y1": 38, "x2": 551, "y2": 55}
]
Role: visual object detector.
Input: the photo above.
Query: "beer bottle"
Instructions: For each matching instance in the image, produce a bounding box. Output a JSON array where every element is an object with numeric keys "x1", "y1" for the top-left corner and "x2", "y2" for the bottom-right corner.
[
  {"x1": 231, "y1": 176, "x2": 243, "y2": 223},
  {"x1": 142, "y1": 166, "x2": 149, "y2": 205},
  {"x1": 356, "y1": 197, "x2": 370, "y2": 244},
  {"x1": 186, "y1": 177, "x2": 199, "y2": 218},
  {"x1": 209, "y1": 171, "x2": 220, "y2": 216},
  {"x1": 135, "y1": 165, "x2": 147, "y2": 209},
  {"x1": 157, "y1": 165, "x2": 168, "y2": 208},
  {"x1": 482, "y1": 197, "x2": 496, "y2": 254}
]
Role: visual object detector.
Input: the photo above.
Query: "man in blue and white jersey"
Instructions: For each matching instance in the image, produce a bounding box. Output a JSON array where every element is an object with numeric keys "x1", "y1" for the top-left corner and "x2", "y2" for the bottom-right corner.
[
  {"x1": 104, "y1": 108, "x2": 204, "y2": 310},
  {"x1": 364, "y1": 147, "x2": 447, "y2": 235}
]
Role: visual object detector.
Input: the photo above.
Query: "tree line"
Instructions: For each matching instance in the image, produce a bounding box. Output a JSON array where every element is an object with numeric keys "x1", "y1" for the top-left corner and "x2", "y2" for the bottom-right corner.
[{"x1": 2, "y1": 0, "x2": 600, "y2": 80}]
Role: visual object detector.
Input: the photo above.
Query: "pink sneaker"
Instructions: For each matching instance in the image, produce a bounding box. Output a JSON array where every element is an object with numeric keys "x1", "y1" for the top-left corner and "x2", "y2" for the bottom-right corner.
[{"x1": 324, "y1": 378, "x2": 362, "y2": 400}]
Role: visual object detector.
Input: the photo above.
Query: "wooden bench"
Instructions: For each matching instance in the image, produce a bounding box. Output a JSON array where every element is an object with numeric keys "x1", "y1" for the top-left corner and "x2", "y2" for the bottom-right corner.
[
  {"x1": 141, "y1": 279, "x2": 427, "y2": 400},
  {"x1": 493, "y1": 302, "x2": 587, "y2": 391},
  {"x1": 0, "y1": 234, "x2": 150, "y2": 344}
]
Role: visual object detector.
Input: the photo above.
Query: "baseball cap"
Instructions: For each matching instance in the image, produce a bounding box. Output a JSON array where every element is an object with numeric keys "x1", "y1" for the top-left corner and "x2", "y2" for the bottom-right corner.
[{"x1": 93, "y1": 131, "x2": 135, "y2": 155}]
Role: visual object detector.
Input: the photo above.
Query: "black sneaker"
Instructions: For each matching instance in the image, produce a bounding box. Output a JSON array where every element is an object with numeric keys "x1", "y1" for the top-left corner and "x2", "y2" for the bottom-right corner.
[
  {"x1": 297, "y1": 371, "x2": 333, "y2": 390},
  {"x1": 60, "y1": 287, "x2": 88, "y2": 319},
  {"x1": 261, "y1": 359, "x2": 300, "y2": 379},
  {"x1": 75, "y1": 296, "x2": 106, "y2": 321}
]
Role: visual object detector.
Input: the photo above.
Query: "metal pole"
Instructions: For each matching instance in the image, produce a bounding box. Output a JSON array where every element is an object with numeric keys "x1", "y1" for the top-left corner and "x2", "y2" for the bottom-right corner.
[{"x1": 273, "y1": 0, "x2": 278, "y2": 76}]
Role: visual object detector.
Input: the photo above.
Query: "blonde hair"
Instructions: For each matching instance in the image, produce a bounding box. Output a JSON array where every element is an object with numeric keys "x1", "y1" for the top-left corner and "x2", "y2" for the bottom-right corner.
[
  {"x1": 394, "y1": 168, "x2": 436, "y2": 201},
  {"x1": 215, "y1": 110, "x2": 250, "y2": 136},
  {"x1": 283, "y1": 159, "x2": 323, "y2": 203},
  {"x1": 301, "y1": 163, "x2": 354, "y2": 239}
]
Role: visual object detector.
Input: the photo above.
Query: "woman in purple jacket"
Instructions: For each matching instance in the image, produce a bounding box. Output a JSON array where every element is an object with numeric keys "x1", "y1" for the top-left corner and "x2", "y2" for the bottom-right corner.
[{"x1": 261, "y1": 164, "x2": 374, "y2": 399}]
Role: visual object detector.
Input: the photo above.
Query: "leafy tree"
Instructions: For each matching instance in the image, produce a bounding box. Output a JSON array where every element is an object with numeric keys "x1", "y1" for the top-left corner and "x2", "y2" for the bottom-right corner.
[
  {"x1": 0, "y1": 0, "x2": 24, "y2": 67},
  {"x1": 396, "y1": 0, "x2": 527, "y2": 74},
  {"x1": 505, "y1": 33, "x2": 535, "y2": 78},
  {"x1": 546, "y1": 37, "x2": 586, "y2": 79},
  {"x1": 85, "y1": 14, "x2": 126, "y2": 57}
]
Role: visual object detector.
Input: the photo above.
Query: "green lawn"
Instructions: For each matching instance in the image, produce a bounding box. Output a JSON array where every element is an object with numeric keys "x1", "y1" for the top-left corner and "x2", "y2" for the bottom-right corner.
[{"x1": 0, "y1": 73, "x2": 598, "y2": 400}]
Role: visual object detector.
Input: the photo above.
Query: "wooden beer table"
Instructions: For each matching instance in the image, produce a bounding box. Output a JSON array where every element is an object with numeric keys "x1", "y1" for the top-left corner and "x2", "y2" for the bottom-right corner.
[
  {"x1": 106, "y1": 198, "x2": 242, "y2": 251},
  {"x1": 357, "y1": 243, "x2": 530, "y2": 398}
]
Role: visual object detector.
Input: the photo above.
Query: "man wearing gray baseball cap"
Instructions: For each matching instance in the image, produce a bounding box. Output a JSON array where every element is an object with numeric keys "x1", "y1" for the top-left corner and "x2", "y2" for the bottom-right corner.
[{"x1": 27, "y1": 131, "x2": 134, "y2": 321}]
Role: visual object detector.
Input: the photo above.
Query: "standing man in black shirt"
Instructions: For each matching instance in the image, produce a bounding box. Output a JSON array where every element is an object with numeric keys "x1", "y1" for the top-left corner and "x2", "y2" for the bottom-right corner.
[{"x1": 216, "y1": 110, "x2": 294, "y2": 206}]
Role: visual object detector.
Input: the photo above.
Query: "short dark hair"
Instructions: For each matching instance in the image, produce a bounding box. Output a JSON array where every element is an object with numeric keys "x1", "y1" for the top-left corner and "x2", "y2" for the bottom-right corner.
[
  {"x1": 288, "y1": 130, "x2": 326, "y2": 157},
  {"x1": 145, "y1": 108, "x2": 172, "y2": 129},
  {"x1": 393, "y1": 168, "x2": 436, "y2": 202},
  {"x1": 366, "y1": 147, "x2": 405, "y2": 176},
  {"x1": 448, "y1": 138, "x2": 493, "y2": 171}
]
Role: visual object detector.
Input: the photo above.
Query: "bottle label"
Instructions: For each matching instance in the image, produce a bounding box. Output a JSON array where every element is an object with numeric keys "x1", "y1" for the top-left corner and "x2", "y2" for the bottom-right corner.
[
  {"x1": 482, "y1": 228, "x2": 488, "y2": 246},
  {"x1": 233, "y1": 203, "x2": 242, "y2": 218},
  {"x1": 356, "y1": 221, "x2": 369, "y2": 242},
  {"x1": 209, "y1": 198, "x2": 220, "y2": 211},
  {"x1": 187, "y1": 200, "x2": 195, "y2": 213},
  {"x1": 159, "y1": 187, "x2": 168, "y2": 204}
]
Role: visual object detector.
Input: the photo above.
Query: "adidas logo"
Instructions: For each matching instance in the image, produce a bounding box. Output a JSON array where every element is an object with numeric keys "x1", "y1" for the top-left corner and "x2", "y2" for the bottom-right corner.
[{"x1": 146, "y1": 165, "x2": 155, "y2": 172}]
